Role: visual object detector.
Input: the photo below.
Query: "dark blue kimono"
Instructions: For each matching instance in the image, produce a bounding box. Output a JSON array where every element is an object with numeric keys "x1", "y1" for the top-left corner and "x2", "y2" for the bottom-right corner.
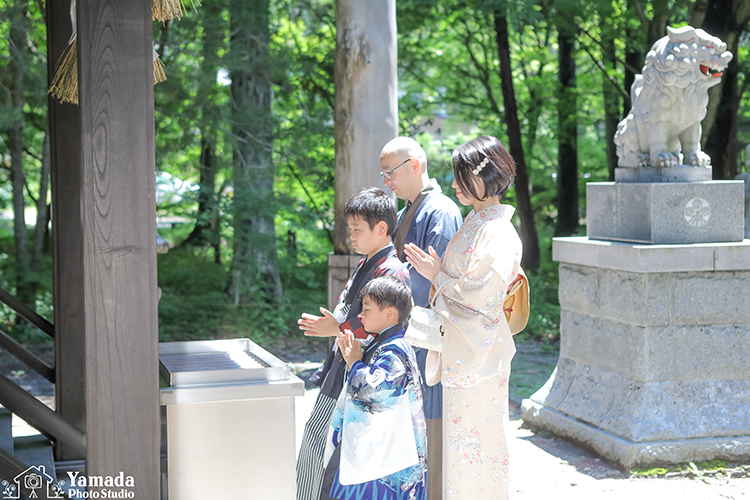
[{"x1": 393, "y1": 180, "x2": 462, "y2": 419}]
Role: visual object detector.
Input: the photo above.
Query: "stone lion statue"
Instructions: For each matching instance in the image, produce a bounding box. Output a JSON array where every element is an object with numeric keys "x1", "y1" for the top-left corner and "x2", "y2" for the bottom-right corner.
[{"x1": 614, "y1": 26, "x2": 733, "y2": 168}]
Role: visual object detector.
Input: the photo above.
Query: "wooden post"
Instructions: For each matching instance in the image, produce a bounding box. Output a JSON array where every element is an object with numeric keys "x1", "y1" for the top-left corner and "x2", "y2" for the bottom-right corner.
[
  {"x1": 77, "y1": 0, "x2": 159, "y2": 497},
  {"x1": 333, "y1": 0, "x2": 398, "y2": 254},
  {"x1": 47, "y1": 0, "x2": 86, "y2": 462}
]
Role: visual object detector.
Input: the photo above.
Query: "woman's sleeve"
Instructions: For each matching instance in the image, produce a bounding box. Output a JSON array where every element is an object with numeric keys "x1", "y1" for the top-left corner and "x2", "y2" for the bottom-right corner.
[
  {"x1": 432, "y1": 221, "x2": 522, "y2": 386},
  {"x1": 433, "y1": 222, "x2": 521, "y2": 321}
]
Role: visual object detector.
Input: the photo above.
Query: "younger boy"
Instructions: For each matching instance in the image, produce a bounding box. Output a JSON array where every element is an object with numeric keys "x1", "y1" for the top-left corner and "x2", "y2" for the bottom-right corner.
[
  {"x1": 296, "y1": 188, "x2": 411, "y2": 500},
  {"x1": 326, "y1": 276, "x2": 427, "y2": 500}
]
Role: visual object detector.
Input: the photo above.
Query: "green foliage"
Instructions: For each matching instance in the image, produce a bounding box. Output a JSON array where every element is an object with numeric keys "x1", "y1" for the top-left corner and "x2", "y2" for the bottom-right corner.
[
  {"x1": 3, "y1": 0, "x2": 750, "y2": 356},
  {"x1": 631, "y1": 459, "x2": 728, "y2": 477}
]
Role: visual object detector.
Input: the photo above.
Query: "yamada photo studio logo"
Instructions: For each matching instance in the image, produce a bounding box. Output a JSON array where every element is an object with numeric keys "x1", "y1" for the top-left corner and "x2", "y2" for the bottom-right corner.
[
  {"x1": 2, "y1": 465, "x2": 63, "y2": 499},
  {"x1": 2, "y1": 466, "x2": 135, "y2": 499}
]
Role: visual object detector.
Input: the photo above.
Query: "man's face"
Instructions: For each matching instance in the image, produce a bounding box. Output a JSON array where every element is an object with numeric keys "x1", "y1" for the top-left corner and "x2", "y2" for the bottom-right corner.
[{"x1": 380, "y1": 153, "x2": 412, "y2": 200}]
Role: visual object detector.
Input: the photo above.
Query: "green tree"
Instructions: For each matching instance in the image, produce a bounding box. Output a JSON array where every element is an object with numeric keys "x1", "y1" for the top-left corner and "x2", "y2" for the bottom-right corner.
[{"x1": 228, "y1": 0, "x2": 283, "y2": 304}]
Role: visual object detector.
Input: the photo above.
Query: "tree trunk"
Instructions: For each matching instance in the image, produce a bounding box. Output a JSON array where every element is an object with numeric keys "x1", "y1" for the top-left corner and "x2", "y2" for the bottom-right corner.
[
  {"x1": 7, "y1": 0, "x2": 33, "y2": 306},
  {"x1": 31, "y1": 131, "x2": 51, "y2": 280},
  {"x1": 183, "y1": 0, "x2": 223, "y2": 260},
  {"x1": 555, "y1": 22, "x2": 579, "y2": 237},
  {"x1": 601, "y1": 12, "x2": 620, "y2": 179},
  {"x1": 647, "y1": 0, "x2": 670, "y2": 47},
  {"x1": 704, "y1": 59, "x2": 740, "y2": 180},
  {"x1": 699, "y1": 0, "x2": 750, "y2": 179},
  {"x1": 228, "y1": 0, "x2": 283, "y2": 304},
  {"x1": 333, "y1": 0, "x2": 398, "y2": 254},
  {"x1": 690, "y1": 0, "x2": 710, "y2": 27},
  {"x1": 623, "y1": 0, "x2": 646, "y2": 114},
  {"x1": 493, "y1": 11, "x2": 540, "y2": 270}
]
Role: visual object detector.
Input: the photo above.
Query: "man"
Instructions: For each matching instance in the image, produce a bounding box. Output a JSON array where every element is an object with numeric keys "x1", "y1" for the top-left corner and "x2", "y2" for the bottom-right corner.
[{"x1": 379, "y1": 137, "x2": 463, "y2": 500}]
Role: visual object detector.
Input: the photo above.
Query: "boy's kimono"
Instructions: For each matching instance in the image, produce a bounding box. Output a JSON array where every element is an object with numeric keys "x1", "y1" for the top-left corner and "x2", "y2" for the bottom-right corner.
[
  {"x1": 297, "y1": 244, "x2": 411, "y2": 500},
  {"x1": 325, "y1": 325, "x2": 427, "y2": 500}
]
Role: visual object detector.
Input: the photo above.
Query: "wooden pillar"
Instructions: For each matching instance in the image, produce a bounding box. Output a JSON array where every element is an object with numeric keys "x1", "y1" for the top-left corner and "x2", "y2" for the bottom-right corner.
[
  {"x1": 333, "y1": 0, "x2": 398, "y2": 254},
  {"x1": 77, "y1": 0, "x2": 159, "y2": 497},
  {"x1": 47, "y1": 0, "x2": 86, "y2": 461}
]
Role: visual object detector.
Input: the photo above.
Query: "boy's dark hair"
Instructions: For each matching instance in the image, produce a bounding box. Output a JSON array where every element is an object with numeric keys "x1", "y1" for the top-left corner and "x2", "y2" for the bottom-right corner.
[
  {"x1": 344, "y1": 187, "x2": 397, "y2": 237},
  {"x1": 360, "y1": 276, "x2": 413, "y2": 324},
  {"x1": 452, "y1": 135, "x2": 516, "y2": 201}
]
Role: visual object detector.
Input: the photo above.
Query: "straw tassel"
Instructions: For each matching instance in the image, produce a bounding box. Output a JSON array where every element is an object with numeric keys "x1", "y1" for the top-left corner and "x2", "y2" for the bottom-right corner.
[
  {"x1": 48, "y1": 0, "x2": 79, "y2": 104},
  {"x1": 153, "y1": 47, "x2": 167, "y2": 84},
  {"x1": 152, "y1": 0, "x2": 200, "y2": 22},
  {"x1": 49, "y1": 34, "x2": 79, "y2": 105}
]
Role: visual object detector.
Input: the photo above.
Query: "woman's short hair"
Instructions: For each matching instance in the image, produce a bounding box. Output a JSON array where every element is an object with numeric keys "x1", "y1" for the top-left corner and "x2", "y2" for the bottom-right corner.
[{"x1": 452, "y1": 135, "x2": 516, "y2": 201}]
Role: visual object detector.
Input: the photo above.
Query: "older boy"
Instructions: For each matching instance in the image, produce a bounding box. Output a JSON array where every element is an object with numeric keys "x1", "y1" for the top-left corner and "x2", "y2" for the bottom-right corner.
[
  {"x1": 326, "y1": 276, "x2": 426, "y2": 500},
  {"x1": 297, "y1": 188, "x2": 411, "y2": 500}
]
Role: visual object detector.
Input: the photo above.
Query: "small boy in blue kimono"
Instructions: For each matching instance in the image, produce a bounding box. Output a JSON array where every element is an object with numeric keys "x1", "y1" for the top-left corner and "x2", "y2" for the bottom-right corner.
[{"x1": 324, "y1": 276, "x2": 427, "y2": 500}]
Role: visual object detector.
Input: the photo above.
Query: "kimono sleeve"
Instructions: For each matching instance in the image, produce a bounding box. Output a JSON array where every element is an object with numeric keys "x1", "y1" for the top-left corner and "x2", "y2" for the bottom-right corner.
[
  {"x1": 348, "y1": 349, "x2": 409, "y2": 403},
  {"x1": 434, "y1": 220, "x2": 521, "y2": 321},
  {"x1": 433, "y1": 220, "x2": 522, "y2": 386}
]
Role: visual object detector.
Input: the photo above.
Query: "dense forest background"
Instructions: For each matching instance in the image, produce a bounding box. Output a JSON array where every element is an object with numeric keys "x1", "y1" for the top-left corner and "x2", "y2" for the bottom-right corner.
[{"x1": 1, "y1": 0, "x2": 748, "y2": 348}]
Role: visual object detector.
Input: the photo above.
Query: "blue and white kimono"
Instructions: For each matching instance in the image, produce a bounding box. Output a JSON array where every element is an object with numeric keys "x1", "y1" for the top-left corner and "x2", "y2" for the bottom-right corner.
[{"x1": 324, "y1": 326, "x2": 427, "y2": 500}]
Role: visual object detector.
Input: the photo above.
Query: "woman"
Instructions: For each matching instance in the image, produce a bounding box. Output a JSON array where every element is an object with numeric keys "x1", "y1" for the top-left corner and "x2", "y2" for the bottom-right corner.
[{"x1": 404, "y1": 135, "x2": 522, "y2": 499}]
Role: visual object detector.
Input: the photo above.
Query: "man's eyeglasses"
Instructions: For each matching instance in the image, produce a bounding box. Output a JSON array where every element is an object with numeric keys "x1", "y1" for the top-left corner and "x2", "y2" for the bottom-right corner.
[{"x1": 380, "y1": 157, "x2": 412, "y2": 180}]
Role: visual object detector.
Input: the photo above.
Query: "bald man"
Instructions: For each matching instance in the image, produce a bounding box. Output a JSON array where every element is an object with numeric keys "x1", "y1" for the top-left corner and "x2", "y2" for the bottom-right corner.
[{"x1": 380, "y1": 137, "x2": 462, "y2": 500}]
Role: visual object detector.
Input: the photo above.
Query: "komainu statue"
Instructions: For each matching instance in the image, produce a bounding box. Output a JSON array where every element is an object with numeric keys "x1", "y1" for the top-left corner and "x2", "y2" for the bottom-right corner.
[{"x1": 614, "y1": 26, "x2": 733, "y2": 168}]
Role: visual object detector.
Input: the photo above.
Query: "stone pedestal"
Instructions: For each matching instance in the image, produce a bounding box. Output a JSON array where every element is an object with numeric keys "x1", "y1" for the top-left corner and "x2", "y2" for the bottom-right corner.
[
  {"x1": 522, "y1": 237, "x2": 750, "y2": 469},
  {"x1": 587, "y1": 181, "x2": 745, "y2": 244},
  {"x1": 614, "y1": 165, "x2": 712, "y2": 183},
  {"x1": 737, "y1": 173, "x2": 750, "y2": 238}
]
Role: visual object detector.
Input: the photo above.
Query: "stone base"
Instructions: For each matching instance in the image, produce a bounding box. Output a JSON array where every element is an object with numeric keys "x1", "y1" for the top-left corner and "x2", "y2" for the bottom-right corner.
[
  {"x1": 587, "y1": 181, "x2": 745, "y2": 244},
  {"x1": 528, "y1": 237, "x2": 750, "y2": 469},
  {"x1": 615, "y1": 165, "x2": 712, "y2": 183},
  {"x1": 737, "y1": 173, "x2": 750, "y2": 238},
  {"x1": 522, "y1": 396, "x2": 750, "y2": 470}
]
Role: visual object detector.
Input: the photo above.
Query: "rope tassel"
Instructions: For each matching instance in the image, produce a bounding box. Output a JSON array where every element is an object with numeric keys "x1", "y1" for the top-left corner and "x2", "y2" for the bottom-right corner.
[
  {"x1": 49, "y1": 34, "x2": 79, "y2": 104},
  {"x1": 152, "y1": 0, "x2": 200, "y2": 22},
  {"x1": 153, "y1": 47, "x2": 167, "y2": 84},
  {"x1": 49, "y1": 0, "x2": 169, "y2": 105},
  {"x1": 48, "y1": 0, "x2": 79, "y2": 104}
]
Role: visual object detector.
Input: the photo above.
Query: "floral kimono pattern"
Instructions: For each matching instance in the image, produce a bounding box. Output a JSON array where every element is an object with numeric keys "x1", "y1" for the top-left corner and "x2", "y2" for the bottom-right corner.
[
  {"x1": 432, "y1": 204, "x2": 522, "y2": 500},
  {"x1": 325, "y1": 329, "x2": 427, "y2": 500}
]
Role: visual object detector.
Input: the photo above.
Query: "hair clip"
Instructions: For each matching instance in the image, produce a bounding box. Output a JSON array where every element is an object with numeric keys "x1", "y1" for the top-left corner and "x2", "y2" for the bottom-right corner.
[{"x1": 472, "y1": 157, "x2": 490, "y2": 176}]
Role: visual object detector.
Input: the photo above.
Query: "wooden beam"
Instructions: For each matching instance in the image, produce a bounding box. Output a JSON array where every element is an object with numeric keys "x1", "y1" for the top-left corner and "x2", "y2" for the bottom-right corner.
[
  {"x1": 0, "y1": 373, "x2": 87, "y2": 457},
  {"x1": 0, "y1": 287, "x2": 54, "y2": 338},
  {"x1": 47, "y1": 0, "x2": 86, "y2": 462},
  {"x1": 77, "y1": 0, "x2": 160, "y2": 497},
  {"x1": 0, "y1": 328, "x2": 55, "y2": 382}
]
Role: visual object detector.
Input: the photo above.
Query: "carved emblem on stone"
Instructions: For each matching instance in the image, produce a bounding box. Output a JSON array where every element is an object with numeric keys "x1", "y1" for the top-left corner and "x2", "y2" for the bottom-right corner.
[
  {"x1": 684, "y1": 197, "x2": 711, "y2": 227},
  {"x1": 614, "y1": 26, "x2": 733, "y2": 168}
]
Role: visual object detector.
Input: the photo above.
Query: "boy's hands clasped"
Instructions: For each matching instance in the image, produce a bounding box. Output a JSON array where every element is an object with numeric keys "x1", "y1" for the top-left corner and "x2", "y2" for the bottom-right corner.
[
  {"x1": 298, "y1": 307, "x2": 340, "y2": 337},
  {"x1": 337, "y1": 329, "x2": 362, "y2": 368}
]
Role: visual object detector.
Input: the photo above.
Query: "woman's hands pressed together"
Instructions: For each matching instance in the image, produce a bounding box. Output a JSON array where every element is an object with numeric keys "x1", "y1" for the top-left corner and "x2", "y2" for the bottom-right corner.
[{"x1": 403, "y1": 243, "x2": 442, "y2": 284}]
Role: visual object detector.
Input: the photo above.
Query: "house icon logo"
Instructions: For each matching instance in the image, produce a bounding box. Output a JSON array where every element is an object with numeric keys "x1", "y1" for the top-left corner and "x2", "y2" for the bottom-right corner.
[{"x1": 1, "y1": 465, "x2": 64, "y2": 499}]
